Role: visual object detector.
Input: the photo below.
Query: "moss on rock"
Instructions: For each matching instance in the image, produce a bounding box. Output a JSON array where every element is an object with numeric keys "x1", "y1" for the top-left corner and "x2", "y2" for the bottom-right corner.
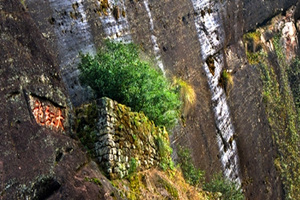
[{"x1": 244, "y1": 28, "x2": 300, "y2": 199}]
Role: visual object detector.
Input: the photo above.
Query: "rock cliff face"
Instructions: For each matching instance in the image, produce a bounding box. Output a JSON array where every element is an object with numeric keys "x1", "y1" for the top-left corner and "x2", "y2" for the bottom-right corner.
[
  {"x1": 0, "y1": 1, "x2": 122, "y2": 199},
  {"x1": 2, "y1": 0, "x2": 300, "y2": 199}
]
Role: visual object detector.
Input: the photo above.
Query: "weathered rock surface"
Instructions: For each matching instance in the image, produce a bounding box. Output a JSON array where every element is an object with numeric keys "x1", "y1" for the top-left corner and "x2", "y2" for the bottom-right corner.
[
  {"x1": 2, "y1": 0, "x2": 300, "y2": 199},
  {"x1": 225, "y1": 42, "x2": 283, "y2": 199},
  {"x1": 0, "y1": 1, "x2": 121, "y2": 199},
  {"x1": 226, "y1": 7, "x2": 300, "y2": 199},
  {"x1": 22, "y1": 0, "x2": 300, "y2": 186},
  {"x1": 243, "y1": 0, "x2": 298, "y2": 32}
]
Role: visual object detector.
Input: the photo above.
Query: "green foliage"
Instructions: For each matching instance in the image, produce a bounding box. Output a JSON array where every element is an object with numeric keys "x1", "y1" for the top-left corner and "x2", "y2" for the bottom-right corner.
[
  {"x1": 128, "y1": 157, "x2": 137, "y2": 175},
  {"x1": 246, "y1": 51, "x2": 261, "y2": 65},
  {"x1": 79, "y1": 40, "x2": 181, "y2": 128},
  {"x1": 270, "y1": 35, "x2": 300, "y2": 199},
  {"x1": 156, "y1": 129, "x2": 174, "y2": 171},
  {"x1": 244, "y1": 30, "x2": 264, "y2": 66},
  {"x1": 273, "y1": 34, "x2": 286, "y2": 64},
  {"x1": 244, "y1": 31, "x2": 262, "y2": 55},
  {"x1": 203, "y1": 173, "x2": 244, "y2": 200},
  {"x1": 244, "y1": 31, "x2": 261, "y2": 43},
  {"x1": 20, "y1": 0, "x2": 26, "y2": 7},
  {"x1": 219, "y1": 70, "x2": 234, "y2": 95},
  {"x1": 177, "y1": 146, "x2": 205, "y2": 187},
  {"x1": 127, "y1": 174, "x2": 141, "y2": 200}
]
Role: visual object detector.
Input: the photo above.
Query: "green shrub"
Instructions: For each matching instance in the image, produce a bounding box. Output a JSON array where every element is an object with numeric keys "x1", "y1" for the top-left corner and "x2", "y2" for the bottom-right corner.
[
  {"x1": 203, "y1": 173, "x2": 244, "y2": 200},
  {"x1": 128, "y1": 157, "x2": 137, "y2": 175},
  {"x1": 177, "y1": 146, "x2": 205, "y2": 187},
  {"x1": 156, "y1": 128, "x2": 174, "y2": 171},
  {"x1": 79, "y1": 40, "x2": 181, "y2": 128},
  {"x1": 219, "y1": 70, "x2": 234, "y2": 95}
]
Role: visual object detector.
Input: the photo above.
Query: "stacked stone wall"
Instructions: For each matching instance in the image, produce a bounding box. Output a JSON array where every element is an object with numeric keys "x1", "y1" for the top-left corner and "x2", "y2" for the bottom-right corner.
[{"x1": 75, "y1": 97, "x2": 170, "y2": 179}]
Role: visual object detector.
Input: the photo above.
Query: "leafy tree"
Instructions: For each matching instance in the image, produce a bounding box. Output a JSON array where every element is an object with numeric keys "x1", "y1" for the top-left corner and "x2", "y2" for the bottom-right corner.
[{"x1": 79, "y1": 40, "x2": 181, "y2": 128}]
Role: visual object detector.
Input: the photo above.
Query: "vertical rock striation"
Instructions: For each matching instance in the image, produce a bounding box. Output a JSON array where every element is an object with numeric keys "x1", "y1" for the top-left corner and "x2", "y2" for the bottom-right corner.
[
  {"x1": 190, "y1": 0, "x2": 225, "y2": 60},
  {"x1": 143, "y1": 0, "x2": 165, "y2": 74},
  {"x1": 203, "y1": 55, "x2": 241, "y2": 184},
  {"x1": 190, "y1": 0, "x2": 241, "y2": 184}
]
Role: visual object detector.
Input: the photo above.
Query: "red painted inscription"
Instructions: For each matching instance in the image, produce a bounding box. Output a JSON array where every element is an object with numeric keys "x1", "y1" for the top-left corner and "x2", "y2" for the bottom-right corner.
[{"x1": 32, "y1": 100, "x2": 64, "y2": 131}]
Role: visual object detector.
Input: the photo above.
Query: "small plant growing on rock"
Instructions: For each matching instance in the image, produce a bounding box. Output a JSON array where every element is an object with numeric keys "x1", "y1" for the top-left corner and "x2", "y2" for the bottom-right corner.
[
  {"x1": 79, "y1": 40, "x2": 181, "y2": 129},
  {"x1": 219, "y1": 70, "x2": 234, "y2": 95},
  {"x1": 288, "y1": 58, "x2": 300, "y2": 111},
  {"x1": 155, "y1": 127, "x2": 174, "y2": 171},
  {"x1": 203, "y1": 173, "x2": 244, "y2": 200},
  {"x1": 173, "y1": 78, "x2": 196, "y2": 118},
  {"x1": 243, "y1": 31, "x2": 262, "y2": 53},
  {"x1": 177, "y1": 146, "x2": 205, "y2": 187},
  {"x1": 128, "y1": 157, "x2": 137, "y2": 175}
]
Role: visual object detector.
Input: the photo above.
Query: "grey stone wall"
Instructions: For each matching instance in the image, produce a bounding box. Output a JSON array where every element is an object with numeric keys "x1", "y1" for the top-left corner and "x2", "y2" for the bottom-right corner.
[{"x1": 75, "y1": 97, "x2": 170, "y2": 179}]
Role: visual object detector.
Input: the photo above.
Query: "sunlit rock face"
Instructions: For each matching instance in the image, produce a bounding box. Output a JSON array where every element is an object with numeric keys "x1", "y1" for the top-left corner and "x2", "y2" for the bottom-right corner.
[
  {"x1": 190, "y1": 0, "x2": 225, "y2": 60},
  {"x1": 26, "y1": 0, "x2": 132, "y2": 106},
  {"x1": 280, "y1": 7, "x2": 298, "y2": 62},
  {"x1": 203, "y1": 55, "x2": 241, "y2": 184},
  {"x1": 190, "y1": 0, "x2": 241, "y2": 184},
  {"x1": 21, "y1": 0, "x2": 300, "y2": 199},
  {"x1": 27, "y1": 0, "x2": 97, "y2": 106},
  {"x1": 97, "y1": 0, "x2": 132, "y2": 42}
]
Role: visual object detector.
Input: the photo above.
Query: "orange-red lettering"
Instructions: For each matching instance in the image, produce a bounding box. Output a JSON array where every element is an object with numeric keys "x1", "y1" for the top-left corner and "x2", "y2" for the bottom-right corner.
[
  {"x1": 55, "y1": 109, "x2": 64, "y2": 130},
  {"x1": 38, "y1": 103, "x2": 45, "y2": 125},
  {"x1": 45, "y1": 106, "x2": 51, "y2": 126},
  {"x1": 33, "y1": 100, "x2": 40, "y2": 123},
  {"x1": 32, "y1": 100, "x2": 65, "y2": 131}
]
